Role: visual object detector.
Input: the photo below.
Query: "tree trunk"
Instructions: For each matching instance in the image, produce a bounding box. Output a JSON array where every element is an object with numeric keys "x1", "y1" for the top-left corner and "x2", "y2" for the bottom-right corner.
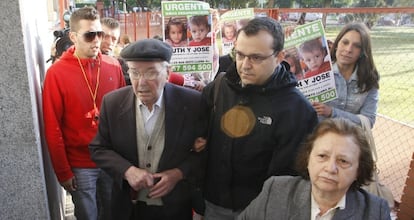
[
  {"x1": 322, "y1": 0, "x2": 332, "y2": 27},
  {"x1": 267, "y1": 0, "x2": 274, "y2": 8}
]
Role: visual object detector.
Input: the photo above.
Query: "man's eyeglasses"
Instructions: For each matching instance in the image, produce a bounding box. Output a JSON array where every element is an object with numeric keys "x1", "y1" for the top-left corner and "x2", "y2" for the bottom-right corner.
[
  {"x1": 235, "y1": 50, "x2": 278, "y2": 64},
  {"x1": 128, "y1": 70, "x2": 160, "y2": 81},
  {"x1": 76, "y1": 31, "x2": 104, "y2": 42}
]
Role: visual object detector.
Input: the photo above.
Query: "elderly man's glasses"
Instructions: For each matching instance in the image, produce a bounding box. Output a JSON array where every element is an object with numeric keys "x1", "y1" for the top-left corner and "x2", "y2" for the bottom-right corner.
[
  {"x1": 76, "y1": 31, "x2": 104, "y2": 42},
  {"x1": 128, "y1": 70, "x2": 160, "y2": 81},
  {"x1": 235, "y1": 50, "x2": 278, "y2": 64}
]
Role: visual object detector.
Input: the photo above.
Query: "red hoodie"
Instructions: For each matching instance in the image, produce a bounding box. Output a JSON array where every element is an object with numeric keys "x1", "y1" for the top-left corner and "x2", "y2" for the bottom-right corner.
[{"x1": 42, "y1": 46, "x2": 125, "y2": 182}]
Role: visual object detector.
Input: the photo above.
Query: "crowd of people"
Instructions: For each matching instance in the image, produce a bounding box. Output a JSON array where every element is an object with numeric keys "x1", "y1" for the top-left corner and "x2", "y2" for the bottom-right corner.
[{"x1": 43, "y1": 6, "x2": 390, "y2": 220}]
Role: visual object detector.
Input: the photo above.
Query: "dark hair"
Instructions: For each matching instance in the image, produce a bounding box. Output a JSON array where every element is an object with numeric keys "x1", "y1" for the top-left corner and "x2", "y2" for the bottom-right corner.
[
  {"x1": 55, "y1": 35, "x2": 73, "y2": 58},
  {"x1": 331, "y1": 22, "x2": 379, "y2": 92},
  {"x1": 165, "y1": 17, "x2": 187, "y2": 42},
  {"x1": 69, "y1": 6, "x2": 100, "y2": 32},
  {"x1": 189, "y1": 15, "x2": 210, "y2": 31},
  {"x1": 100, "y1": 17, "x2": 119, "y2": 29},
  {"x1": 237, "y1": 17, "x2": 284, "y2": 54},
  {"x1": 296, "y1": 118, "x2": 374, "y2": 189},
  {"x1": 152, "y1": 35, "x2": 163, "y2": 41},
  {"x1": 120, "y1": 34, "x2": 131, "y2": 44}
]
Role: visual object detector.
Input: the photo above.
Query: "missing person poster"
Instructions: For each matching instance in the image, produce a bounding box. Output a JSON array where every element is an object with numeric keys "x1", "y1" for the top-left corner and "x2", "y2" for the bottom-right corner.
[
  {"x1": 284, "y1": 20, "x2": 337, "y2": 103},
  {"x1": 161, "y1": 1, "x2": 214, "y2": 88},
  {"x1": 219, "y1": 8, "x2": 254, "y2": 55}
]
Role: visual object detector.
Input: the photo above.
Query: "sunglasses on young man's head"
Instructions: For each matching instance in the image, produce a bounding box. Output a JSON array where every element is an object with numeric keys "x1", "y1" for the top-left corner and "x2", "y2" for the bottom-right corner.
[{"x1": 76, "y1": 31, "x2": 104, "y2": 42}]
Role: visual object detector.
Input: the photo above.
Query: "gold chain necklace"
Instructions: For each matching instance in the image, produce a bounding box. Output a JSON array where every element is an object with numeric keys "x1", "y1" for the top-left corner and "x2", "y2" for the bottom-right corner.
[{"x1": 75, "y1": 53, "x2": 101, "y2": 127}]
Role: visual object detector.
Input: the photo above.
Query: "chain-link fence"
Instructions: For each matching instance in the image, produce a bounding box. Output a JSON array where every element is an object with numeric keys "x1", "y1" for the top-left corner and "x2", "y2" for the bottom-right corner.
[
  {"x1": 297, "y1": 10, "x2": 414, "y2": 205},
  {"x1": 112, "y1": 7, "x2": 414, "y2": 204}
]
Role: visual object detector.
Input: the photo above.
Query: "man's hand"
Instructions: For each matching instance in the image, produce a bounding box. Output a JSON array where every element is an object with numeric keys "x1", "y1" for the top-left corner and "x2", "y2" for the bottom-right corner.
[
  {"x1": 193, "y1": 81, "x2": 206, "y2": 91},
  {"x1": 284, "y1": 25, "x2": 296, "y2": 38},
  {"x1": 61, "y1": 176, "x2": 77, "y2": 191},
  {"x1": 193, "y1": 137, "x2": 207, "y2": 152},
  {"x1": 124, "y1": 166, "x2": 154, "y2": 191},
  {"x1": 148, "y1": 168, "x2": 183, "y2": 199}
]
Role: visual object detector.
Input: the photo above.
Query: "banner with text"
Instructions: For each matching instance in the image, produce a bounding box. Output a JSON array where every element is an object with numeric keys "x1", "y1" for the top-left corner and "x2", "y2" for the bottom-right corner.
[
  {"x1": 284, "y1": 20, "x2": 337, "y2": 103},
  {"x1": 161, "y1": 1, "x2": 214, "y2": 87},
  {"x1": 219, "y1": 8, "x2": 254, "y2": 55}
]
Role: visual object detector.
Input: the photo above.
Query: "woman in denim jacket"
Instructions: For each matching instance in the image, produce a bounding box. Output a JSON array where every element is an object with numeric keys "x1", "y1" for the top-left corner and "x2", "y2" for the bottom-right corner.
[{"x1": 312, "y1": 22, "x2": 379, "y2": 128}]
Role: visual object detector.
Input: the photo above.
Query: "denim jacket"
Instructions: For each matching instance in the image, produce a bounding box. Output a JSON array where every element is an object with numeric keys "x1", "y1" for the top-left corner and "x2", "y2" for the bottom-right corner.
[{"x1": 323, "y1": 63, "x2": 379, "y2": 127}]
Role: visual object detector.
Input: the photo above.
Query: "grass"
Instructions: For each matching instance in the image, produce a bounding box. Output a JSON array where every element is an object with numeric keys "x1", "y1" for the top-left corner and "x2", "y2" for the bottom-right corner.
[{"x1": 325, "y1": 26, "x2": 414, "y2": 126}]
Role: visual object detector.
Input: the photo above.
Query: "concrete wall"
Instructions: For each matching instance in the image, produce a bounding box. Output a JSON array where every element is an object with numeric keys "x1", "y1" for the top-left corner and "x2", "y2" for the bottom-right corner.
[{"x1": 0, "y1": 0, "x2": 64, "y2": 219}]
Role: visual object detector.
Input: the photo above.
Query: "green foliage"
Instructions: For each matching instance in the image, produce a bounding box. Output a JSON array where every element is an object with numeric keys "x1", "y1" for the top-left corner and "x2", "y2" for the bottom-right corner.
[
  {"x1": 126, "y1": 0, "x2": 135, "y2": 7},
  {"x1": 275, "y1": 0, "x2": 293, "y2": 8},
  {"x1": 353, "y1": 0, "x2": 387, "y2": 7},
  {"x1": 105, "y1": 0, "x2": 161, "y2": 10},
  {"x1": 299, "y1": 0, "x2": 323, "y2": 8},
  {"x1": 332, "y1": 0, "x2": 353, "y2": 8},
  {"x1": 227, "y1": 0, "x2": 257, "y2": 8},
  {"x1": 207, "y1": 0, "x2": 223, "y2": 8},
  {"x1": 103, "y1": 0, "x2": 111, "y2": 7},
  {"x1": 393, "y1": 0, "x2": 414, "y2": 6}
]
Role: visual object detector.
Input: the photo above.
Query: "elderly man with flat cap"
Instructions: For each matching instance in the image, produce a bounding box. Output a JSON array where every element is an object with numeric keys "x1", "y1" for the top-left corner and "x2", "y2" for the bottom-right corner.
[{"x1": 89, "y1": 39, "x2": 206, "y2": 220}]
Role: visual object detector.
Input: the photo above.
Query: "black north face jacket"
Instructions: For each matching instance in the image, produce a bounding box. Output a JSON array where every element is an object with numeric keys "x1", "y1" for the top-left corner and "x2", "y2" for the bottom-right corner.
[{"x1": 201, "y1": 61, "x2": 318, "y2": 211}]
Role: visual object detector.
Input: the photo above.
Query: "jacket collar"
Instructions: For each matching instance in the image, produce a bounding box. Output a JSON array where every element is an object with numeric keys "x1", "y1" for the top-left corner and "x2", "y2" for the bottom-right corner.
[
  {"x1": 61, "y1": 46, "x2": 102, "y2": 66},
  {"x1": 225, "y1": 61, "x2": 298, "y2": 93},
  {"x1": 332, "y1": 189, "x2": 359, "y2": 219}
]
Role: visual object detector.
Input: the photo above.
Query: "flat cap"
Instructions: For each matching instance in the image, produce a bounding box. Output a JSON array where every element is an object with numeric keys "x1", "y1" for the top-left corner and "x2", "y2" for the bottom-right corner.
[{"x1": 121, "y1": 39, "x2": 173, "y2": 62}]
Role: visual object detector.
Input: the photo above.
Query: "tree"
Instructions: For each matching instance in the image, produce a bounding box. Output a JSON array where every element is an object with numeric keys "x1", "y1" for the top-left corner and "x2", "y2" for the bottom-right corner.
[
  {"x1": 300, "y1": 0, "x2": 324, "y2": 7},
  {"x1": 354, "y1": 0, "x2": 386, "y2": 7},
  {"x1": 267, "y1": 0, "x2": 275, "y2": 8},
  {"x1": 206, "y1": 0, "x2": 221, "y2": 8},
  {"x1": 272, "y1": 0, "x2": 293, "y2": 8},
  {"x1": 393, "y1": 0, "x2": 414, "y2": 6}
]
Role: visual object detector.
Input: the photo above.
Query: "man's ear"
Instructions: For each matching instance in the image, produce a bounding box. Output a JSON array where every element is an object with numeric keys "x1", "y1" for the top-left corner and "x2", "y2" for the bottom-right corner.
[
  {"x1": 69, "y1": 31, "x2": 77, "y2": 44},
  {"x1": 166, "y1": 65, "x2": 172, "y2": 79},
  {"x1": 276, "y1": 50, "x2": 285, "y2": 63}
]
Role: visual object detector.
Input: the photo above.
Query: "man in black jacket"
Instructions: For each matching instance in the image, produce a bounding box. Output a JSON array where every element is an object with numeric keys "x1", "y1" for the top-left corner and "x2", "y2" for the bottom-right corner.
[{"x1": 201, "y1": 17, "x2": 318, "y2": 219}]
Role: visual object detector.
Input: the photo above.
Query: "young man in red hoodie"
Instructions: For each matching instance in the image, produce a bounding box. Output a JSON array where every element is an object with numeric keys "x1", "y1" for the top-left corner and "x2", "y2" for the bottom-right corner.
[{"x1": 42, "y1": 6, "x2": 125, "y2": 220}]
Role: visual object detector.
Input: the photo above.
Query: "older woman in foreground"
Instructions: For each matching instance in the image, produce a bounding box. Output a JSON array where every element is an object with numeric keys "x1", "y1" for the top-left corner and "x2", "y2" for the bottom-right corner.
[{"x1": 238, "y1": 118, "x2": 390, "y2": 220}]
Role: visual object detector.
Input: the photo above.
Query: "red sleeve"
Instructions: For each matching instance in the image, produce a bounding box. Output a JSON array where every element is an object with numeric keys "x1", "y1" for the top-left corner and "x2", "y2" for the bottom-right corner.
[{"x1": 42, "y1": 68, "x2": 73, "y2": 182}]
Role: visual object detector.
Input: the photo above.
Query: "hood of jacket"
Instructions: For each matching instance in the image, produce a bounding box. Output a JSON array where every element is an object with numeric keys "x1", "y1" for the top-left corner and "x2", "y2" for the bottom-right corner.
[
  {"x1": 60, "y1": 46, "x2": 102, "y2": 67},
  {"x1": 224, "y1": 61, "x2": 298, "y2": 94}
]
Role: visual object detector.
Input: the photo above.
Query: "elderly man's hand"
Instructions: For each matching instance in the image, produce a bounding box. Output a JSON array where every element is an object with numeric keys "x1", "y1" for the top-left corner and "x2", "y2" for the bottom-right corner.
[
  {"x1": 124, "y1": 166, "x2": 154, "y2": 191},
  {"x1": 148, "y1": 168, "x2": 183, "y2": 199}
]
